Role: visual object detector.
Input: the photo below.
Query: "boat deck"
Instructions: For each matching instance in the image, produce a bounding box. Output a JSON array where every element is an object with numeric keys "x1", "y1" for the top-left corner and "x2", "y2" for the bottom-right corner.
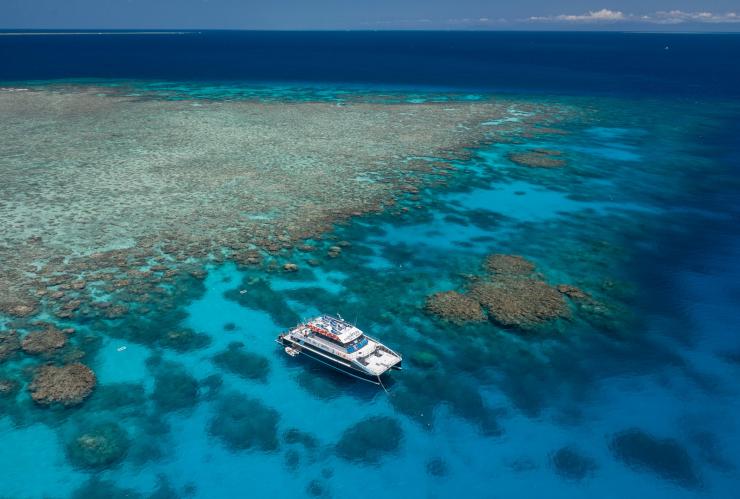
[{"x1": 359, "y1": 347, "x2": 402, "y2": 375}]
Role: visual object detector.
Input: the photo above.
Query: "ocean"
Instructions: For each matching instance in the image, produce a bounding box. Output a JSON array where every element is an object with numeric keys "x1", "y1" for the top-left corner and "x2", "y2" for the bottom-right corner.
[{"x1": 0, "y1": 31, "x2": 739, "y2": 499}]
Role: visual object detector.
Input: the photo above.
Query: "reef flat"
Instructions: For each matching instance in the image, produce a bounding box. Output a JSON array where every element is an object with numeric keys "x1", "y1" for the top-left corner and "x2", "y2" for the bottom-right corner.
[{"x1": 0, "y1": 86, "x2": 568, "y2": 316}]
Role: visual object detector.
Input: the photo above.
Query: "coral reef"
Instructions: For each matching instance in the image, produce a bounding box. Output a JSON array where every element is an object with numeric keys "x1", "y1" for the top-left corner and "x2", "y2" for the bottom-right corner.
[
  {"x1": 209, "y1": 392, "x2": 280, "y2": 452},
  {"x1": 213, "y1": 342, "x2": 270, "y2": 382},
  {"x1": 29, "y1": 363, "x2": 96, "y2": 406},
  {"x1": 87, "y1": 382, "x2": 147, "y2": 414},
  {"x1": 556, "y1": 284, "x2": 590, "y2": 300},
  {"x1": 484, "y1": 254, "x2": 536, "y2": 276},
  {"x1": 0, "y1": 298, "x2": 38, "y2": 318},
  {"x1": 609, "y1": 428, "x2": 701, "y2": 489},
  {"x1": 158, "y1": 328, "x2": 211, "y2": 352},
  {"x1": 20, "y1": 325, "x2": 67, "y2": 355},
  {"x1": 508, "y1": 150, "x2": 566, "y2": 168},
  {"x1": 0, "y1": 378, "x2": 20, "y2": 398},
  {"x1": 306, "y1": 479, "x2": 328, "y2": 497},
  {"x1": 550, "y1": 446, "x2": 597, "y2": 480},
  {"x1": 335, "y1": 416, "x2": 403, "y2": 464},
  {"x1": 0, "y1": 329, "x2": 20, "y2": 362},
  {"x1": 426, "y1": 457, "x2": 449, "y2": 477},
  {"x1": 390, "y1": 371, "x2": 502, "y2": 435},
  {"x1": 151, "y1": 365, "x2": 200, "y2": 412},
  {"x1": 66, "y1": 422, "x2": 130, "y2": 469},
  {"x1": 71, "y1": 477, "x2": 143, "y2": 499},
  {"x1": 424, "y1": 291, "x2": 485, "y2": 324},
  {"x1": 0, "y1": 88, "x2": 564, "y2": 312},
  {"x1": 424, "y1": 254, "x2": 580, "y2": 330},
  {"x1": 284, "y1": 428, "x2": 319, "y2": 450},
  {"x1": 224, "y1": 278, "x2": 301, "y2": 328},
  {"x1": 408, "y1": 350, "x2": 440, "y2": 369},
  {"x1": 470, "y1": 278, "x2": 569, "y2": 329}
]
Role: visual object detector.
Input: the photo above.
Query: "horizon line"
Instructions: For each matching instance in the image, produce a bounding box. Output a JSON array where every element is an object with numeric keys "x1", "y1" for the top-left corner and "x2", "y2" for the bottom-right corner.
[{"x1": 2, "y1": 28, "x2": 740, "y2": 35}]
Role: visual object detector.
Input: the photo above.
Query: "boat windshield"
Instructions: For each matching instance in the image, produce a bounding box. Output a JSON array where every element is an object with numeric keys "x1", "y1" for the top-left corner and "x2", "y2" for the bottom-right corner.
[{"x1": 346, "y1": 336, "x2": 368, "y2": 353}]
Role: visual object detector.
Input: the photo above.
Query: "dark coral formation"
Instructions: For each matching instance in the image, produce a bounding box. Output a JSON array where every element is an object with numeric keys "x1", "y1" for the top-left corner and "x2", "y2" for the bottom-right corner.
[
  {"x1": 424, "y1": 291, "x2": 485, "y2": 324},
  {"x1": 609, "y1": 428, "x2": 701, "y2": 489},
  {"x1": 426, "y1": 457, "x2": 449, "y2": 477},
  {"x1": 408, "y1": 350, "x2": 440, "y2": 369},
  {"x1": 470, "y1": 278, "x2": 569, "y2": 330},
  {"x1": 66, "y1": 422, "x2": 130, "y2": 469},
  {"x1": 508, "y1": 150, "x2": 566, "y2": 168},
  {"x1": 20, "y1": 325, "x2": 67, "y2": 355},
  {"x1": 335, "y1": 416, "x2": 403, "y2": 464},
  {"x1": 29, "y1": 363, "x2": 96, "y2": 406},
  {"x1": 0, "y1": 378, "x2": 19, "y2": 395},
  {"x1": 306, "y1": 479, "x2": 327, "y2": 497},
  {"x1": 550, "y1": 446, "x2": 597, "y2": 481},
  {"x1": 224, "y1": 278, "x2": 301, "y2": 328},
  {"x1": 296, "y1": 369, "x2": 345, "y2": 401},
  {"x1": 389, "y1": 371, "x2": 502, "y2": 435},
  {"x1": 158, "y1": 328, "x2": 211, "y2": 352},
  {"x1": 87, "y1": 382, "x2": 147, "y2": 415},
  {"x1": 209, "y1": 392, "x2": 280, "y2": 452},
  {"x1": 213, "y1": 342, "x2": 270, "y2": 382},
  {"x1": 71, "y1": 477, "x2": 143, "y2": 499},
  {"x1": 152, "y1": 365, "x2": 200, "y2": 412},
  {"x1": 556, "y1": 284, "x2": 591, "y2": 300},
  {"x1": 284, "y1": 428, "x2": 319, "y2": 450},
  {"x1": 0, "y1": 329, "x2": 20, "y2": 362}
]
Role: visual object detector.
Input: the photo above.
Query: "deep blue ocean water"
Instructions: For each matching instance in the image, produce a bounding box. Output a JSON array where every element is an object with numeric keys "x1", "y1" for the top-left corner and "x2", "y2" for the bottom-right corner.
[
  {"x1": 1, "y1": 32, "x2": 740, "y2": 498},
  {"x1": 3, "y1": 31, "x2": 740, "y2": 97}
]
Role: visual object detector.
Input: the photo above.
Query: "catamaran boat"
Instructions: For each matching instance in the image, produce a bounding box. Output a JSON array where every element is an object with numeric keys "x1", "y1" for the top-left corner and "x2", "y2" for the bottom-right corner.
[{"x1": 277, "y1": 315, "x2": 402, "y2": 384}]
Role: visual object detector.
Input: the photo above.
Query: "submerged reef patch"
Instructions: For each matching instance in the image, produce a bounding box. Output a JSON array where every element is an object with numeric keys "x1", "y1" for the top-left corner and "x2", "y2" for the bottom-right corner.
[
  {"x1": 213, "y1": 342, "x2": 271, "y2": 382},
  {"x1": 426, "y1": 457, "x2": 449, "y2": 477},
  {"x1": 151, "y1": 364, "x2": 200, "y2": 412},
  {"x1": 550, "y1": 446, "x2": 597, "y2": 481},
  {"x1": 0, "y1": 329, "x2": 20, "y2": 362},
  {"x1": 29, "y1": 363, "x2": 96, "y2": 406},
  {"x1": 66, "y1": 422, "x2": 130, "y2": 469},
  {"x1": 71, "y1": 477, "x2": 143, "y2": 499},
  {"x1": 335, "y1": 416, "x2": 403, "y2": 464},
  {"x1": 609, "y1": 428, "x2": 701, "y2": 489},
  {"x1": 508, "y1": 150, "x2": 566, "y2": 168},
  {"x1": 209, "y1": 392, "x2": 280, "y2": 452},
  {"x1": 158, "y1": 328, "x2": 211, "y2": 353}
]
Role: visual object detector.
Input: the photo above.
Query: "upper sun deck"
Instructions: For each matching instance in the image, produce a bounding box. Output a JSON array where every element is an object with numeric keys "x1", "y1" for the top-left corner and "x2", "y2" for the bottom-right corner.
[{"x1": 305, "y1": 315, "x2": 364, "y2": 344}]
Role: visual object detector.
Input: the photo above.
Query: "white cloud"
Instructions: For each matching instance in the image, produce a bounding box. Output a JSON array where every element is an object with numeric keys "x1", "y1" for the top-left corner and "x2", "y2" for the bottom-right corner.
[
  {"x1": 529, "y1": 9, "x2": 625, "y2": 22},
  {"x1": 650, "y1": 10, "x2": 740, "y2": 24},
  {"x1": 528, "y1": 9, "x2": 740, "y2": 24}
]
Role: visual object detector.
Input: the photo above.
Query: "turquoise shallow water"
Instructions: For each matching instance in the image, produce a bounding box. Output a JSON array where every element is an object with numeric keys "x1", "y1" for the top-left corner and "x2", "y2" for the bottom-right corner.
[{"x1": 1, "y1": 85, "x2": 739, "y2": 499}]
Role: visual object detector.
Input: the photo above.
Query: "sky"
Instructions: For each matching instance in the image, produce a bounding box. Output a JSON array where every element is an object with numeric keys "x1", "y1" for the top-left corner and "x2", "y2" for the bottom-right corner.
[{"x1": 2, "y1": 0, "x2": 740, "y2": 31}]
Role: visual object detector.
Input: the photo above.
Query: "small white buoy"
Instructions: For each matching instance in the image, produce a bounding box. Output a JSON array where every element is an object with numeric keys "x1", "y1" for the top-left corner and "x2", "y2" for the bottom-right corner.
[
  {"x1": 239, "y1": 289, "x2": 247, "y2": 294},
  {"x1": 117, "y1": 346, "x2": 127, "y2": 352}
]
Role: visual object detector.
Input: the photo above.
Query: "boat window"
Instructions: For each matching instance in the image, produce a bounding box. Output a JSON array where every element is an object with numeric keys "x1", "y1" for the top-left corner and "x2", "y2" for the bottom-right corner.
[
  {"x1": 313, "y1": 332, "x2": 345, "y2": 347},
  {"x1": 346, "y1": 336, "x2": 368, "y2": 353}
]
